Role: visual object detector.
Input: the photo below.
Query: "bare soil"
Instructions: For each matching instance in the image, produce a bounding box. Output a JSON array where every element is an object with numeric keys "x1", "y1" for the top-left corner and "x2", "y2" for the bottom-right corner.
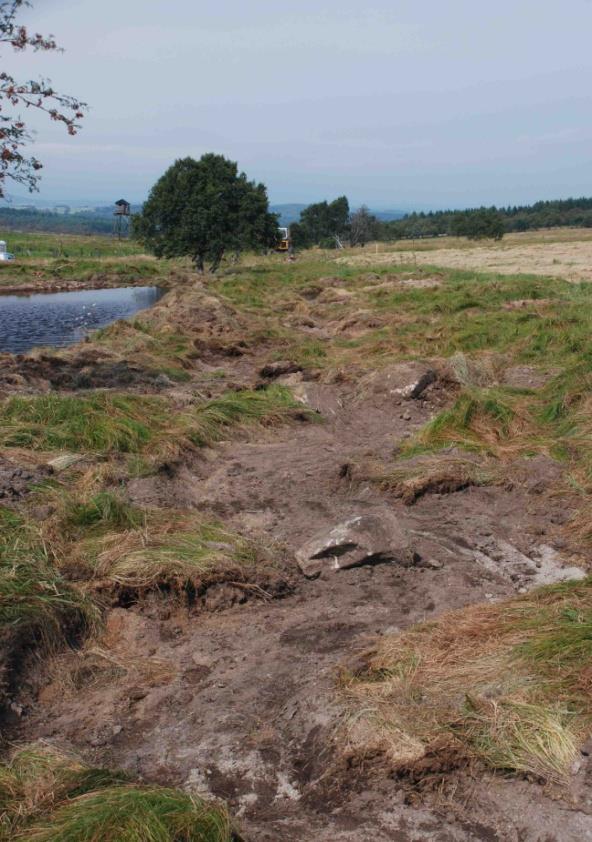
[{"x1": 5, "y1": 277, "x2": 592, "y2": 841}]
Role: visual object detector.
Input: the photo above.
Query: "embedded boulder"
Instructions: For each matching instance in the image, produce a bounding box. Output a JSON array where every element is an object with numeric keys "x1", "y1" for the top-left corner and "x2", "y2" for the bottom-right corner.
[
  {"x1": 296, "y1": 513, "x2": 414, "y2": 578},
  {"x1": 359, "y1": 361, "x2": 437, "y2": 401}
]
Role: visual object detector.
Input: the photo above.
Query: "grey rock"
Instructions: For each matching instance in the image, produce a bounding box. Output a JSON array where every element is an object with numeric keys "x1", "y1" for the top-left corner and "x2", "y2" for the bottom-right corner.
[
  {"x1": 395, "y1": 369, "x2": 437, "y2": 400},
  {"x1": 296, "y1": 513, "x2": 413, "y2": 578}
]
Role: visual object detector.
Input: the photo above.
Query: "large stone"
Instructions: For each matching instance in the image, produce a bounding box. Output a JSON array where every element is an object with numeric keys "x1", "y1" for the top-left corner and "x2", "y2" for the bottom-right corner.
[
  {"x1": 359, "y1": 361, "x2": 437, "y2": 401},
  {"x1": 296, "y1": 514, "x2": 413, "y2": 578}
]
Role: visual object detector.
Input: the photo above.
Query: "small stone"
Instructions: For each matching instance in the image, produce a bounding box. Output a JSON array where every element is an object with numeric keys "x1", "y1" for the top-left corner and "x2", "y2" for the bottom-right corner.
[
  {"x1": 423, "y1": 558, "x2": 443, "y2": 570},
  {"x1": 47, "y1": 453, "x2": 84, "y2": 472}
]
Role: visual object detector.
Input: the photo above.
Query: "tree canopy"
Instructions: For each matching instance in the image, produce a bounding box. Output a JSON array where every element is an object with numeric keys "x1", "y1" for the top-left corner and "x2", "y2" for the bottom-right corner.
[
  {"x1": 134, "y1": 154, "x2": 279, "y2": 272},
  {"x1": 0, "y1": 0, "x2": 86, "y2": 198},
  {"x1": 297, "y1": 196, "x2": 350, "y2": 247}
]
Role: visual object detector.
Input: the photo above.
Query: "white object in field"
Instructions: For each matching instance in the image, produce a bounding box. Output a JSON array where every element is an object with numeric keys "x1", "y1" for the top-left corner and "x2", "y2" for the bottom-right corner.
[
  {"x1": 0, "y1": 252, "x2": 15, "y2": 261},
  {"x1": 0, "y1": 241, "x2": 6, "y2": 253}
]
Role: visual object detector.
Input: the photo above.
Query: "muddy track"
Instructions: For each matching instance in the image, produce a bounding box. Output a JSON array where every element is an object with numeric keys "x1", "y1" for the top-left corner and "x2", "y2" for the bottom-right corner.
[{"x1": 6, "y1": 283, "x2": 592, "y2": 841}]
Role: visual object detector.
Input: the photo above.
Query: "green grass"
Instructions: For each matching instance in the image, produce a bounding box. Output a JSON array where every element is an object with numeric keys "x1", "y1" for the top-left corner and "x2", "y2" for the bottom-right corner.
[
  {"x1": 1, "y1": 232, "x2": 144, "y2": 260},
  {"x1": 0, "y1": 387, "x2": 308, "y2": 456},
  {"x1": 0, "y1": 507, "x2": 98, "y2": 643},
  {"x1": 64, "y1": 491, "x2": 144, "y2": 533},
  {"x1": 0, "y1": 393, "x2": 163, "y2": 453},
  {"x1": 187, "y1": 385, "x2": 312, "y2": 447},
  {"x1": 23, "y1": 786, "x2": 235, "y2": 842},
  {"x1": 0, "y1": 743, "x2": 236, "y2": 842}
]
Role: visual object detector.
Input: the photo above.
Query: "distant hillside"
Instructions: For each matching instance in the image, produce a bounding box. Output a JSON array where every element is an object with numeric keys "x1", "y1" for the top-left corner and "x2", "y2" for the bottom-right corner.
[
  {"x1": 270, "y1": 204, "x2": 308, "y2": 225},
  {"x1": 0, "y1": 207, "x2": 113, "y2": 235}
]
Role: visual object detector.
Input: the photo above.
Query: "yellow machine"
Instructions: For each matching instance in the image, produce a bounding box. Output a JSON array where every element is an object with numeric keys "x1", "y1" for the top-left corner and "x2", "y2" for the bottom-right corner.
[{"x1": 276, "y1": 226, "x2": 291, "y2": 252}]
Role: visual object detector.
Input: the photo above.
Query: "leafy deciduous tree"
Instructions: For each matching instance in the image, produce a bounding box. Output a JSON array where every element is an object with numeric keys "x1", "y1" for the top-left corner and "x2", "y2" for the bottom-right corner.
[
  {"x1": 134, "y1": 154, "x2": 279, "y2": 272},
  {"x1": 299, "y1": 195, "x2": 350, "y2": 247}
]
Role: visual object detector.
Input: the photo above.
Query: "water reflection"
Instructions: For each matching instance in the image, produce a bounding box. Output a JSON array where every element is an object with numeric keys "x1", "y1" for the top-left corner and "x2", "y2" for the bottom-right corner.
[{"x1": 0, "y1": 286, "x2": 164, "y2": 354}]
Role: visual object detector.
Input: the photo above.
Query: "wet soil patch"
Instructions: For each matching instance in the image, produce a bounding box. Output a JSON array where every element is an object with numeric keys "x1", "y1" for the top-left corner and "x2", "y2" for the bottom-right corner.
[
  {"x1": 0, "y1": 352, "x2": 175, "y2": 391},
  {"x1": 0, "y1": 455, "x2": 49, "y2": 500}
]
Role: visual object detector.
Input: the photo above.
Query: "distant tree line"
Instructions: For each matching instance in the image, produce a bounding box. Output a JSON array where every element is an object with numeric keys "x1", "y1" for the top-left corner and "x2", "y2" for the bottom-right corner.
[
  {"x1": 0, "y1": 207, "x2": 113, "y2": 234},
  {"x1": 289, "y1": 195, "x2": 592, "y2": 246},
  {"x1": 376, "y1": 197, "x2": 592, "y2": 242}
]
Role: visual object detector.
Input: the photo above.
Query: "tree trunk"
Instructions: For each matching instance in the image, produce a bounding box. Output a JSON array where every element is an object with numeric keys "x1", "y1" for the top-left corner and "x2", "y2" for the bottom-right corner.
[
  {"x1": 209, "y1": 250, "x2": 224, "y2": 273},
  {"x1": 193, "y1": 253, "x2": 204, "y2": 273}
]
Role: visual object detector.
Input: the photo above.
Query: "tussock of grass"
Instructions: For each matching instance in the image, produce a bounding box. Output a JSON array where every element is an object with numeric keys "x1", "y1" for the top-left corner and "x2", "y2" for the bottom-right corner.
[
  {"x1": 406, "y1": 388, "x2": 526, "y2": 456},
  {"x1": 0, "y1": 508, "x2": 98, "y2": 643},
  {"x1": 356, "y1": 451, "x2": 493, "y2": 505},
  {"x1": 90, "y1": 515, "x2": 274, "y2": 591},
  {"x1": 343, "y1": 577, "x2": 592, "y2": 781},
  {"x1": 0, "y1": 743, "x2": 236, "y2": 841},
  {"x1": 23, "y1": 786, "x2": 235, "y2": 841},
  {"x1": 187, "y1": 384, "x2": 310, "y2": 447},
  {"x1": 64, "y1": 491, "x2": 143, "y2": 533},
  {"x1": 0, "y1": 387, "x2": 307, "y2": 459},
  {"x1": 0, "y1": 393, "x2": 162, "y2": 454}
]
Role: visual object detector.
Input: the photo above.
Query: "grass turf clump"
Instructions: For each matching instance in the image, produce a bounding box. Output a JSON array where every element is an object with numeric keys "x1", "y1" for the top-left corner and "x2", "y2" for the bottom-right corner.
[
  {"x1": 187, "y1": 385, "x2": 311, "y2": 448},
  {"x1": 22, "y1": 785, "x2": 235, "y2": 841},
  {"x1": 90, "y1": 515, "x2": 276, "y2": 592},
  {"x1": 64, "y1": 491, "x2": 143, "y2": 533},
  {"x1": 343, "y1": 577, "x2": 592, "y2": 782},
  {"x1": 0, "y1": 507, "x2": 98, "y2": 642},
  {"x1": 0, "y1": 387, "x2": 310, "y2": 458},
  {"x1": 0, "y1": 743, "x2": 237, "y2": 842},
  {"x1": 355, "y1": 451, "x2": 494, "y2": 505},
  {"x1": 0, "y1": 393, "x2": 165, "y2": 454}
]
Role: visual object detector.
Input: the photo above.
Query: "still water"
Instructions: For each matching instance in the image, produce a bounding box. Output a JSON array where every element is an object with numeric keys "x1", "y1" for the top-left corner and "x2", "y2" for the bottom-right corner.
[{"x1": 0, "y1": 286, "x2": 164, "y2": 354}]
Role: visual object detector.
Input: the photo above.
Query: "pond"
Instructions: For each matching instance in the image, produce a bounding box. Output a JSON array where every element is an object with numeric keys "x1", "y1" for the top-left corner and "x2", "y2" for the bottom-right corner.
[{"x1": 0, "y1": 285, "x2": 164, "y2": 354}]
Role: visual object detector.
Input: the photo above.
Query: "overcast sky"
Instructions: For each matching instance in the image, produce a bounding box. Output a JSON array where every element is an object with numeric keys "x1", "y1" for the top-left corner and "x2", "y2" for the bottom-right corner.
[{"x1": 8, "y1": 0, "x2": 592, "y2": 208}]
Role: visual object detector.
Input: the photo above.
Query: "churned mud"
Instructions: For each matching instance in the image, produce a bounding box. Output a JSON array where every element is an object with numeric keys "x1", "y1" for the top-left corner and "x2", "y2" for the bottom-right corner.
[{"x1": 3, "y1": 266, "x2": 592, "y2": 841}]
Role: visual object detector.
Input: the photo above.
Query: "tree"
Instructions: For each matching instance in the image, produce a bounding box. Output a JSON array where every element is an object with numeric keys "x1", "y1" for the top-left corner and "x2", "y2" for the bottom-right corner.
[
  {"x1": 299, "y1": 196, "x2": 350, "y2": 246},
  {"x1": 0, "y1": 1, "x2": 86, "y2": 198},
  {"x1": 349, "y1": 205, "x2": 378, "y2": 247},
  {"x1": 134, "y1": 154, "x2": 279, "y2": 272}
]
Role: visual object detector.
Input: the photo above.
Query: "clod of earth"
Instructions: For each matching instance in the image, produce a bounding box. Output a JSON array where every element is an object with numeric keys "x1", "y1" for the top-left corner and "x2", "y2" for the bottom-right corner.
[
  {"x1": 295, "y1": 513, "x2": 414, "y2": 578},
  {"x1": 259, "y1": 360, "x2": 303, "y2": 379}
]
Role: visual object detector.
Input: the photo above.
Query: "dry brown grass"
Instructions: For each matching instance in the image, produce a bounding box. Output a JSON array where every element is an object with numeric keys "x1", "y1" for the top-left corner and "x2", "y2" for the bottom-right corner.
[
  {"x1": 354, "y1": 451, "x2": 494, "y2": 505},
  {"x1": 342, "y1": 578, "x2": 592, "y2": 782},
  {"x1": 338, "y1": 230, "x2": 592, "y2": 283}
]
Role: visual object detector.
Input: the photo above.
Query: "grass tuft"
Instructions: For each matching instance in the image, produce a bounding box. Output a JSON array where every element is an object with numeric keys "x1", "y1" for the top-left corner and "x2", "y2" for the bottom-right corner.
[
  {"x1": 0, "y1": 507, "x2": 98, "y2": 643},
  {"x1": 0, "y1": 393, "x2": 162, "y2": 454},
  {"x1": 343, "y1": 577, "x2": 592, "y2": 782},
  {"x1": 0, "y1": 743, "x2": 236, "y2": 841}
]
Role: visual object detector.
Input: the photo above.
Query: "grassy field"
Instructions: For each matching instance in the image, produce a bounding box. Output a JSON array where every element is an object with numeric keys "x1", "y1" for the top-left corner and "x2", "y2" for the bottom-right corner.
[
  {"x1": 1, "y1": 231, "x2": 144, "y2": 259},
  {"x1": 340, "y1": 228, "x2": 592, "y2": 283},
  {"x1": 0, "y1": 231, "x2": 174, "y2": 287}
]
